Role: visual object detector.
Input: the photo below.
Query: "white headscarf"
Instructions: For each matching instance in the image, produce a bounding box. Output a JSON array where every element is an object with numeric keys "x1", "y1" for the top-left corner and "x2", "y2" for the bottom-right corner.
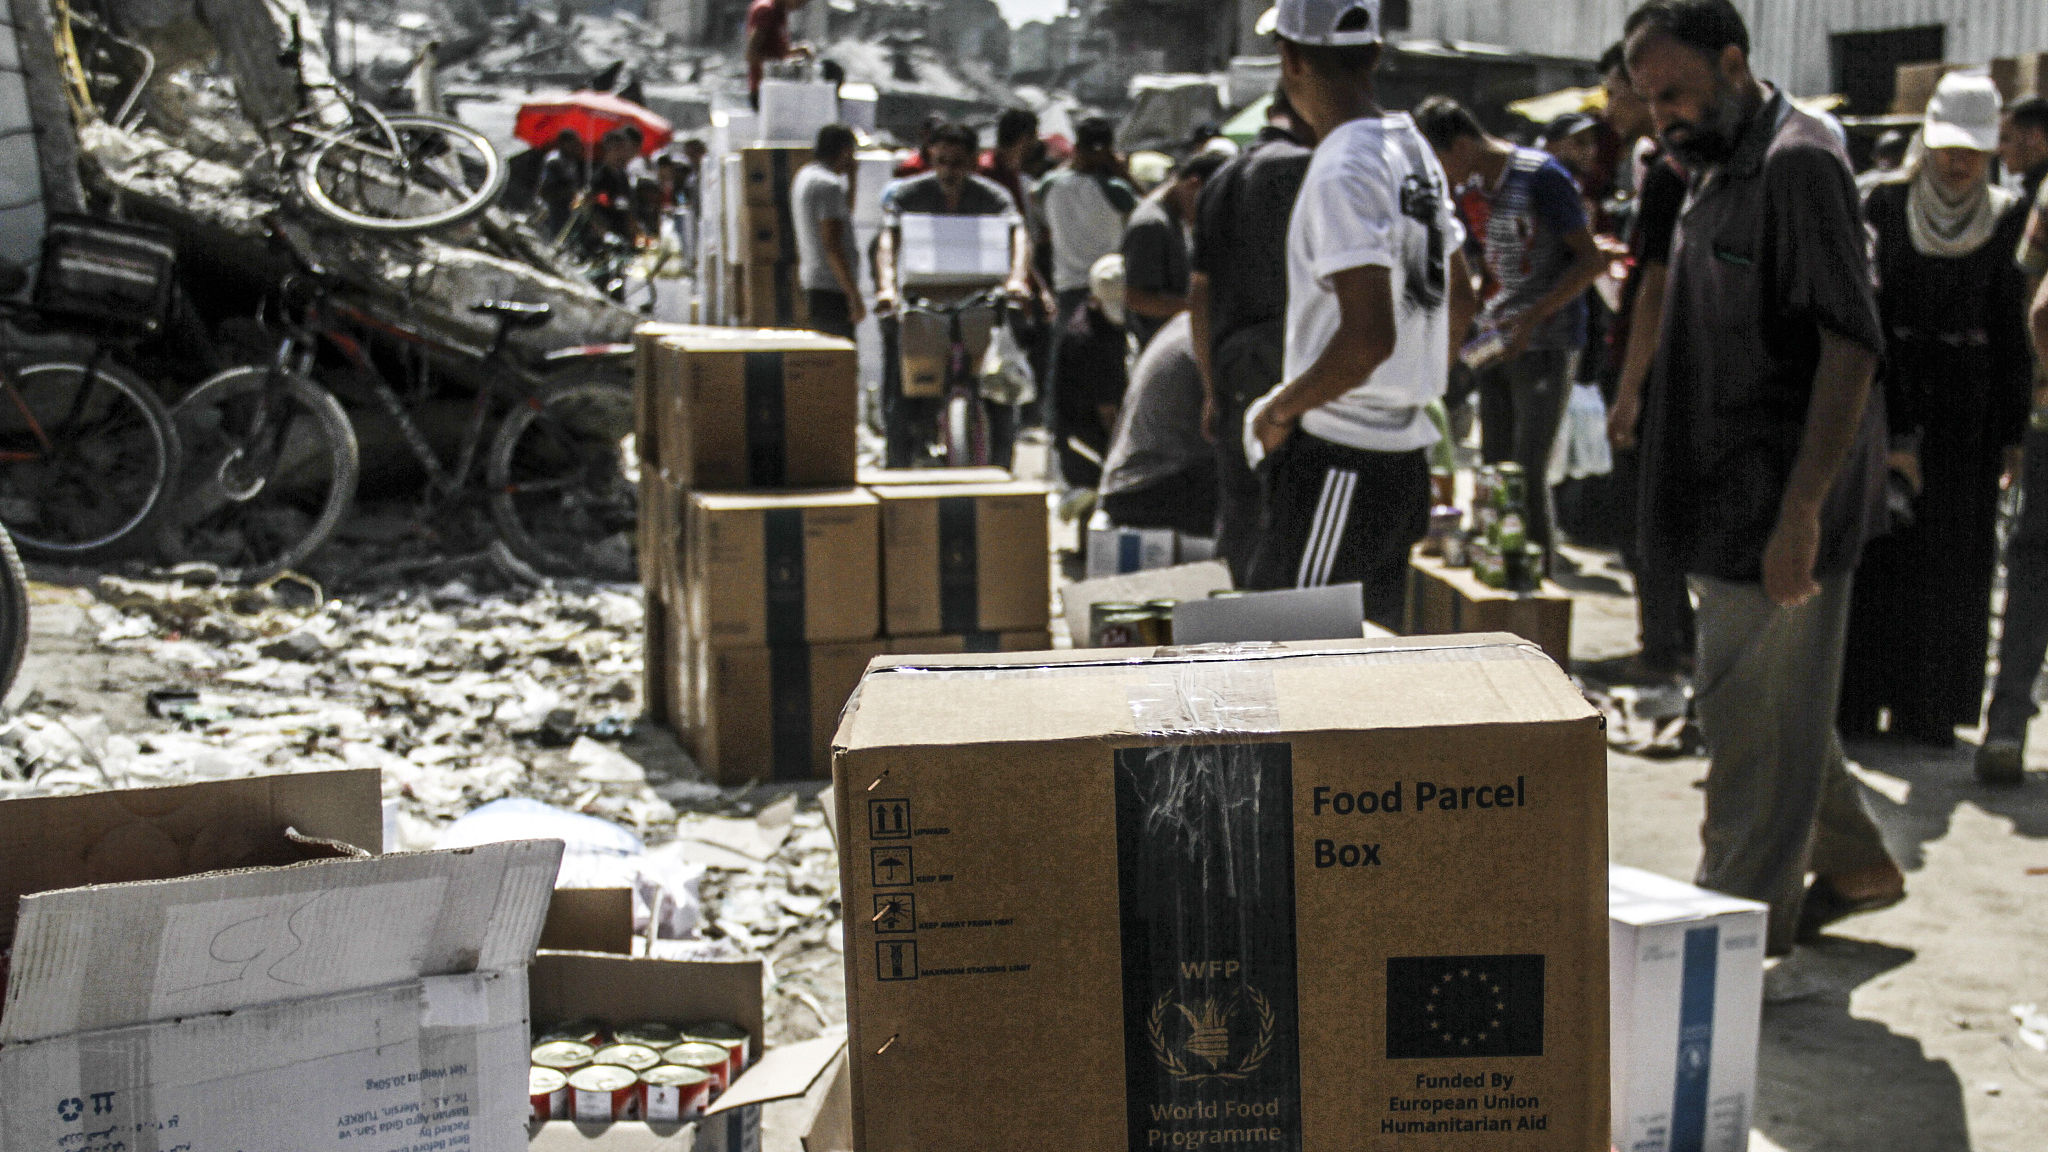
[{"x1": 1903, "y1": 132, "x2": 2018, "y2": 259}]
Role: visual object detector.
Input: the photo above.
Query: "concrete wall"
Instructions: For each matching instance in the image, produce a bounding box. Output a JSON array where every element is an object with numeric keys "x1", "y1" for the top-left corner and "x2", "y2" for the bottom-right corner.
[{"x1": 1399, "y1": 0, "x2": 2048, "y2": 96}]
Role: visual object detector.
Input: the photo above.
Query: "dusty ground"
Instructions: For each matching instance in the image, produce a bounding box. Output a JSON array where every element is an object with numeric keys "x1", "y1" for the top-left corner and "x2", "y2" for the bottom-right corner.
[
  {"x1": 1570, "y1": 544, "x2": 2048, "y2": 1152},
  {"x1": 8, "y1": 524, "x2": 2046, "y2": 1150}
]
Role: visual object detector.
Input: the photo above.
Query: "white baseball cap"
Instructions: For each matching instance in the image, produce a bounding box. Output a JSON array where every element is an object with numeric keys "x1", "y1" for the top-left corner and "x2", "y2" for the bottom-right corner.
[
  {"x1": 1923, "y1": 71, "x2": 2001, "y2": 152},
  {"x1": 1256, "y1": 0, "x2": 1382, "y2": 46}
]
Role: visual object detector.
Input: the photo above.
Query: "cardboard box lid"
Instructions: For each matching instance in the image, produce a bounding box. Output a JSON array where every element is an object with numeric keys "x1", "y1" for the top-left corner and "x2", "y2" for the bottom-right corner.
[
  {"x1": 858, "y1": 466, "x2": 1012, "y2": 487},
  {"x1": 870, "y1": 480, "x2": 1049, "y2": 502},
  {"x1": 0, "y1": 767, "x2": 384, "y2": 947},
  {"x1": 1, "y1": 837, "x2": 561, "y2": 1044},
  {"x1": 1609, "y1": 863, "x2": 1769, "y2": 927},
  {"x1": 707, "y1": 1035, "x2": 847, "y2": 1115},
  {"x1": 838, "y1": 634, "x2": 1596, "y2": 749},
  {"x1": 691, "y1": 489, "x2": 878, "y2": 513},
  {"x1": 660, "y1": 330, "x2": 855, "y2": 354},
  {"x1": 529, "y1": 952, "x2": 767, "y2": 1049}
]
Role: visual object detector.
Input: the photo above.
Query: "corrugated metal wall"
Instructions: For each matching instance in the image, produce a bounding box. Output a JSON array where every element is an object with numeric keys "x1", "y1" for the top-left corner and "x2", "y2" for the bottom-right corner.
[
  {"x1": 1402, "y1": 0, "x2": 2048, "y2": 97},
  {"x1": 0, "y1": 3, "x2": 45, "y2": 270}
]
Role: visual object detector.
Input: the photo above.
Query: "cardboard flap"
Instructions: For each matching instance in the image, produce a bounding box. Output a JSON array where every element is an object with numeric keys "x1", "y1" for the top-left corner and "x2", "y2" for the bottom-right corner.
[
  {"x1": 0, "y1": 838, "x2": 562, "y2": 1043},
  {"x1": 0, "y1": 768, "x2": 383, "y2": 947},
  {"x1": 708, "y1": 1036, "x2": 847, "y2": 1114},
  {"x1": 541, "y1": 887, "x2": 636, "y2": 954}
]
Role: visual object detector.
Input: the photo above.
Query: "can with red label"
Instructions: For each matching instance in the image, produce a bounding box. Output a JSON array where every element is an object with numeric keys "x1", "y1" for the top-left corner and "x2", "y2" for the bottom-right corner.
[
  {"x1": 537, "y1": 1019, "x2": 607, "y2": 1046},
  {"x1": 568, "y1": 1065, "x2": 641, "y2": 1122},
  {"x1": 590, "y1": 1043, "x2": 661, "y2": 1074},
  {"x1": 661, "y1": 1042, "x2": 732, "y2": 1095},
  {"x1": 683, "y1": 1021, "x2": 752, "y2": 1076},
  {"x1": 640, "y1": 1064, "x2": 712, "y2": 1122},
  {"x1": 531, "y1": 1041, "x2": 595, "y2": 1073},
  {"x1": 530, "y1": 1066, "x2": 569, "y2": 1123},
  {"x1": 614, "y1": 1022, "x2": 683, "y2": 1050}
]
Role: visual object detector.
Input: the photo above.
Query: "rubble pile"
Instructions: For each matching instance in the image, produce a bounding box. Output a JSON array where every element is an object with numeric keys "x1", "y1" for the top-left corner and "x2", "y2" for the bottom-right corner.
[{"x1": 0, "y1": 571, "x2": 848, "y2": 1039}]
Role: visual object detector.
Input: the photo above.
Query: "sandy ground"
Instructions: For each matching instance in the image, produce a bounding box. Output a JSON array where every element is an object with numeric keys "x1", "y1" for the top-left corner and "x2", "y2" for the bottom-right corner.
[
  {"x1": 11, "y1": 526, "x2": 2047, "y2": 1150},
  {"x1": 1567, "y1": 545, "x2": 2048, "y2": 1152}
]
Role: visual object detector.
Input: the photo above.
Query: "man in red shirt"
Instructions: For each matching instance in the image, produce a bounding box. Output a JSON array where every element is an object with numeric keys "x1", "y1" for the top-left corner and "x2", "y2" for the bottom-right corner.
[{"x1": 746, "y1": 0, "x2": 815, "y2": 105}]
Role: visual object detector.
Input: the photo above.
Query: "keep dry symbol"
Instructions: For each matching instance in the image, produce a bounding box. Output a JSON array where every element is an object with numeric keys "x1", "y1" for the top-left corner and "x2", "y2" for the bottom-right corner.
[{"x1": 871, "y1": 846, "x2": 913, "y2": 887}]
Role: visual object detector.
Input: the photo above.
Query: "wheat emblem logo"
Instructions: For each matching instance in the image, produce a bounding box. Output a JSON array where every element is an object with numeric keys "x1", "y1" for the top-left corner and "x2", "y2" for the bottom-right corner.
[{"x1": 1147, "y1": 987, "x2": 1277, "y2": 1082}]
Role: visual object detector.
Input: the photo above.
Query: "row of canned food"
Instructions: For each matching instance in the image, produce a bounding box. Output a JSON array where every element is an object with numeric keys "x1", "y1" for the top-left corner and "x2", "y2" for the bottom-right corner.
[
  {"x1": 1086, "y1": 592, "x2": 1251, "y2": 649},
  {"x1": 530, "y1": 1019, "x2": 750, "y2": 1125}
]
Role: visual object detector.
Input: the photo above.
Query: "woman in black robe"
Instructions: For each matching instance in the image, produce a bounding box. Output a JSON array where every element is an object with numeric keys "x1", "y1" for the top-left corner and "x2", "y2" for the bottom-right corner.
[{"x1": 1840, "y1": 134, "x2": 2034, "y2": 745}]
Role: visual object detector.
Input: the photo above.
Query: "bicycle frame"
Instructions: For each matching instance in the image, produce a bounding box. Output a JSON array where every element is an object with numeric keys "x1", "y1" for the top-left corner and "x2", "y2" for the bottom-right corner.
[{"x1": 291, "y1": 288, "x2": 628, "y2": 507}]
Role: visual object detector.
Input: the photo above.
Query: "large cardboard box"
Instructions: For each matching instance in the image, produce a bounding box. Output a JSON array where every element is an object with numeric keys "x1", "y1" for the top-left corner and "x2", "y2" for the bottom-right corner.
[
  {"x1": 634, "y1": 322, "x2": 724, "y2": 472},
  {"x1": 833, "y1": 635, "x2": 1609, "y2": 1151},
  {"x1": 687, "y1": 489, "x2": 880, "y2": 648},
  {"x1": 0, "y1": 771, "x2": 560, "y2": 1152},
  {"x1": 876, "y1": 481, "x2": 1050, "y2": 637},
  {"x1": 884, "y1": 629, "x2": 1051, "y2": 655},
  {"x1": 1991, "y1": 53, "x2": 2048, "y2": 102},
  {"x1": 733, "y1": 197, "x2": 797, "y2": 265},
  {"x1": 858, "y1": 465, "x2": 1013, "y2": 487},
  {"x1": 1609, "y1": 866, "x2": 1767, "y2": 1152},
  {"x1": 653, "y1": 331, "x2": 856, "y2": 491},
  {"x1": 1891, "y1": 61, "x2": 1967, "y2": 113},
  {"x1": 691, "y1": 639, "x2": 887, "y2": 783},
  {"x1": 733, "y1": 145, "x2": 811, "y2": 206},
  {"x1": 738, "y1": 260, "x2": 812, "y2": 330},
  {"x1": 1406, "y1": 551, "x2": 1573, "y2": 667},
  {"x1": 896, "y1": 285, "x2": 998, "y2": 399}
]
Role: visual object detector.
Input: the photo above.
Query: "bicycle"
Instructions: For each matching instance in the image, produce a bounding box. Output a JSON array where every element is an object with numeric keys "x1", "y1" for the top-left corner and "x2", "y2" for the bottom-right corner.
[
  {"x1": 0, "y1": 243, "x2": 182, "y2": 565},
  {"x1": 0, "y1": 524, "x2": 26, "y2": 703},
  {"x1": 894, "y1": 288, "x2": 1015, "y2": 468},
  {"x1": 268, "y1": 29, "x2": 505, "y2": 234},
  {"x1": 159, "y1": 226, "x2": 636, "y2": 584}
]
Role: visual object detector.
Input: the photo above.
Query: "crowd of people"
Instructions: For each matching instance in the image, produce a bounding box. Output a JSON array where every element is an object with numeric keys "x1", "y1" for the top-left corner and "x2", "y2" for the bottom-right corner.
[
  {"x1": 533, "y1": 126, "x2": 709, "y2": 256},
  {"x1": 778, "y1": 0, "x2": 2048, "y2": 964}
]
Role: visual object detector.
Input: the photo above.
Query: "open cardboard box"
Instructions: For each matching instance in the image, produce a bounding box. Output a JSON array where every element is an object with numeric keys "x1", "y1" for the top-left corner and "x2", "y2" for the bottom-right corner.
[
  {"x1": 529, "y1": 897, "x2": 847, "y2": 1152},
  {"x1": 0, "y1": 768, "x2": 564, "y2": 1152}
]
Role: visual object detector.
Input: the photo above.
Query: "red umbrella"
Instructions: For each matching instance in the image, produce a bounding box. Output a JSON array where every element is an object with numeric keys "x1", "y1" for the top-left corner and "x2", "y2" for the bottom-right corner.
[{"x1": 515, "y1": 91, "x2": 673, "y2": 157}]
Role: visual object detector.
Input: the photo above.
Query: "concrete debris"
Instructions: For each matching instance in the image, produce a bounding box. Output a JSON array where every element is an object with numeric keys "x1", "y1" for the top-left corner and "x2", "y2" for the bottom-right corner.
[{"x1": 3, "y1": 571, "x2": 845, "y2": 1043}]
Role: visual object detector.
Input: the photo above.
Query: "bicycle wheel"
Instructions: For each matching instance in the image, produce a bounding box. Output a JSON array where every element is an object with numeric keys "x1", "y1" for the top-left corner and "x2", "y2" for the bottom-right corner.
[
  {"x1": 944, "y1": 392, "x2": 991, "y2": 468},
  {"x1": 0, "y1": 526, "x2": 28, "y2": 702},
  {"x1": 0, "y1": 357, "x2": 179, "y2": 562},
  {"x1": 158, "y1": 366, "x2": 359, "y2": 584},
  {"x1": 300, "y1": 113, "x2": 506, "y2": 234},
  {"x1": 487, "y1": 374, "x2": 636, "y2": 583}
]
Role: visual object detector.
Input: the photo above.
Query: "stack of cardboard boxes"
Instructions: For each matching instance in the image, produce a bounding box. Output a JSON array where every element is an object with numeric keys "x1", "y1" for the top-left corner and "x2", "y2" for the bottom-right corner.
[
  {"x1": 636, "y1": 324, "x2": 867, "y2": 785},
  {"x1": 635, "y1": 329, "x2": 1054, "y2": 786},
  {"x1": 723, "y1": 146, "x2": 812, "y2": 329}
]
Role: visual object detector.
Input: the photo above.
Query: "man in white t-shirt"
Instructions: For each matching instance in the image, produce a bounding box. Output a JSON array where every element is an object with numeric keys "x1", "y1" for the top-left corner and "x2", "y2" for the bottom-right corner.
[{"x1": 1243, "y1": 0, "x2": 1477, "y2": 627}]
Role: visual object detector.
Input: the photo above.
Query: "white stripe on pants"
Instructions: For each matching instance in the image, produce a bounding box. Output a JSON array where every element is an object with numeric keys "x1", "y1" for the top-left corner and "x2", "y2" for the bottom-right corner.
[{"x1": 1296, "y1": 468, "x2": 1357, "y2": 588}]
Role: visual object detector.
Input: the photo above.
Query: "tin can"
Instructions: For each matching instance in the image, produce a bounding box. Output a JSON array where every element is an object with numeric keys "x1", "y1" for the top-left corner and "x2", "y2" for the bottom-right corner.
[
  {"x1": 1144, "y1": 601, "x2": 1177, "y2": 645},
  {"x1": 590, "y1": 1043, "x2": 662, "y2": 1073},
  {"x1": 640, "y1": 1065, "x2": 712, "y2": 1122},
  {"x1": 531, "y1": 1040, "x2": 596, "y2": 1073},
  {"x1": 684, "y1": 1021, "x2": 753, "y2": 1077},
  {"x1": 537, "y1": 1019, "x2": 607, "y2": 1047},
  {"x1": 1096, "y1": 610, "x2": 1153, "y2": 648},
  {"x1": 662, "y1": 1041, "x2": 733, "y2": 1095},
  {"x1": 1088, "y1": 602, "x2": 1144, "y2": 648},
  {"x1": 614, "y1": 1022, "x2": 683, "y2": 1050},
  {"x1": 530, "y1": 1066, "x2": 569, "y2": 1123},
  {"x1": 568, "y1": 1064, "x2": 641, "y2": 1122}
]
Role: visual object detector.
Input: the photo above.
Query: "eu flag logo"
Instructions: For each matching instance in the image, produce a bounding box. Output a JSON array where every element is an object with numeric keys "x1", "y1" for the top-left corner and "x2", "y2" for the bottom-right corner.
[{"x1": 1386, "y1": 954, "x2": 1545, "y2": 1059}]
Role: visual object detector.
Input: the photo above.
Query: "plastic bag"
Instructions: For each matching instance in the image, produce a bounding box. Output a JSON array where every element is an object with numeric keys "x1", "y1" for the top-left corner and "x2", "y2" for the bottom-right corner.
[
  {"x1": 1552, "y1": 382, "x2": 1614, "y2": 483},
  {"x1": 979, "y1": 322, "x2": 1037, "y2": 407},
  {"x1": 437, "y1": 798, "x2": 703, "y2": 940}
]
